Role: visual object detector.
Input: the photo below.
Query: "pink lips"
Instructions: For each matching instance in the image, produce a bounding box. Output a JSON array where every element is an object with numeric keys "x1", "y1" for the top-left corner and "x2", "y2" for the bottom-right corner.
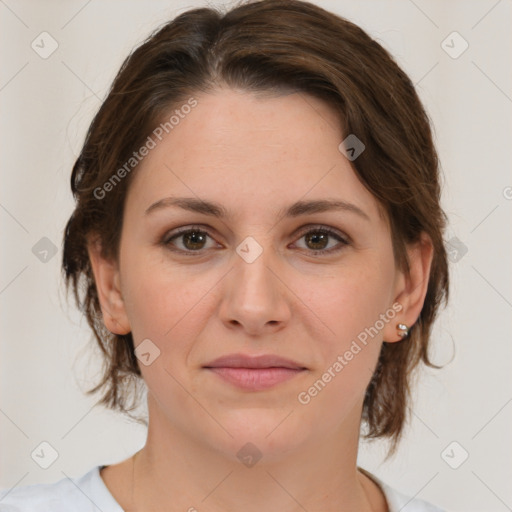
[{"x1": 203, "y1": 354, "x2": 307, "y2": 391}]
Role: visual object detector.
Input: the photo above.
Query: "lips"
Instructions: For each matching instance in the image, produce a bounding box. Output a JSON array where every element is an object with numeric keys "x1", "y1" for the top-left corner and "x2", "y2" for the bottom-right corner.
[
  {"x1": 204, "y1": 353, "x2": 306, "y2": 370},
  {"x1": 203, "y1": 353, "x2": 307, "y2": 391}
]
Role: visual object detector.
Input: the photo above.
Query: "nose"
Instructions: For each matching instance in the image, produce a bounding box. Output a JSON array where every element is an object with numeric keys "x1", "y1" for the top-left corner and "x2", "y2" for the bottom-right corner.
[{"x1": 218, "y1": 242, "x2": 292, "y2": 337}]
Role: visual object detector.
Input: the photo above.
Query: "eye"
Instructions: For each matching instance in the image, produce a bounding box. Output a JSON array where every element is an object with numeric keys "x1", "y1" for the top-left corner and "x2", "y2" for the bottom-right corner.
[
  {"x1": 161, "y1": 225, "x2": 350, "y2": 256},
  {"x1": 292, "y1": 226, "x2": 349, "y2": 255},
  {"x1": 162, "y1": 226, "x2": 219, "y2": 254}
]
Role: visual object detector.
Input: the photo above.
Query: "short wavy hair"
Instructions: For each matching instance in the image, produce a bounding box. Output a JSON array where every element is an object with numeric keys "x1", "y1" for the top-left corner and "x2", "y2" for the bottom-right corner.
[{"x1": 62, "y1": 0, "x2": 449, "y2": 452}]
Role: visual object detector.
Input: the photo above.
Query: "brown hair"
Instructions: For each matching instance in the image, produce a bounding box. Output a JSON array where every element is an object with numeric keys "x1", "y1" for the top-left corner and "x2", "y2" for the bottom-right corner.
[{"x1": 62, "y1": 0, "x2": 449, "y2": 451}]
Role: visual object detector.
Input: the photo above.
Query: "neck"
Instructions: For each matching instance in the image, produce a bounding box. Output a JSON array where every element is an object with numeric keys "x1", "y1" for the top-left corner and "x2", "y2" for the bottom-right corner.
[{"x1": 124, "y1": 396, "x2": 387, "y2": 512}]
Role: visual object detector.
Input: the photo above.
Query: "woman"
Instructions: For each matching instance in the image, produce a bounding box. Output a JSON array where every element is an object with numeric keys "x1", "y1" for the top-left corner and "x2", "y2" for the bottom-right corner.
[{"x1": 0, "y1": 0, "x2": 449, "y2": 510}]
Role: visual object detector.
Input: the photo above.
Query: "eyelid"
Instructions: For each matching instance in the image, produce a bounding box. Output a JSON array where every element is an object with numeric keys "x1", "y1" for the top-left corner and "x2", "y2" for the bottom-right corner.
[{"x1": 292, "y1": 224, "x2": 351, "y2": 244}]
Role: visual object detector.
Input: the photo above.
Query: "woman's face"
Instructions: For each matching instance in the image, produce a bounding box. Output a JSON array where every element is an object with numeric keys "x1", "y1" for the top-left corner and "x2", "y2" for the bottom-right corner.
[{"x1": 96, "y1": 88, "x2": 423, "y2": 462}]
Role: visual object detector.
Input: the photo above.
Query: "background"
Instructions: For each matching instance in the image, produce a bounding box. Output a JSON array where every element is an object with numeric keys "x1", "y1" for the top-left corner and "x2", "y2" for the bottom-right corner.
[{"x1": 1, "y1": 1, "x2": 511, "y2": 511}]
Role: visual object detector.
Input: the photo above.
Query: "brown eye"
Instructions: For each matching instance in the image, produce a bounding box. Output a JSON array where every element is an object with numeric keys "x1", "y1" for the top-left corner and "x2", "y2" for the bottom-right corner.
[
  {"x1": 181, "y1": 231, "x2": 208, "y2": 250},
  {"x1": 163, "y1": 228, "x2": 217, "y2": 253},
  {"x1": 304, "y1": 231, "x2": 329, "y2": 251},
  {"x1": 294, "y1": 227, "x2": 349, "y2": 255}
]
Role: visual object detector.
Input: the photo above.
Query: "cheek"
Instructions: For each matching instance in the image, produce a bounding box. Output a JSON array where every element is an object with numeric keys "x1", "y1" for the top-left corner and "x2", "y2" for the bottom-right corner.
[
  {"x1": 304, "y1": 264, "x2": 393, "y2": 347},
  {"x1": 119, "y1": 255, "x2": 217, "y2": 407},
  {"x1": 294, "y1": 256, "x2": 395, "y2": 403},
  {"x1": 120, "y1": 248, "x2": 222, "y2": 354},
  {"x1": 294, "y1": 283, "x2": 386, "y2": 426},
  {"x1": 122, "y1": 270, "x2": 171, "y2": 340}
]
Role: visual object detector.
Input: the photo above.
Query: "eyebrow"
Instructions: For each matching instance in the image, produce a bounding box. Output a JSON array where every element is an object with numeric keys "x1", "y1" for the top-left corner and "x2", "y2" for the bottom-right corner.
[{"x1": 144, "y1": 197, "x2": 371, "y2": 221}]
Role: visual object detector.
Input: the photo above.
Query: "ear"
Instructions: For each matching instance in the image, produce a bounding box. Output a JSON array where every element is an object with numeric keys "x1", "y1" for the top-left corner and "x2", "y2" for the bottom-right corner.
[
  {"x1": 87, "y1": 235, "x2": 131, "y2": 335},
  {"x1": 383, "y1": 232, "x2": 434, "y2": 343}
]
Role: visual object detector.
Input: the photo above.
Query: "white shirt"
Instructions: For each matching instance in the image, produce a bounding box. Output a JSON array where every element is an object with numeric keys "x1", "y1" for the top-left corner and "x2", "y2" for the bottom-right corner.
[{"x1": 0, "y1": 466, "x2": 445, "y2": 511}]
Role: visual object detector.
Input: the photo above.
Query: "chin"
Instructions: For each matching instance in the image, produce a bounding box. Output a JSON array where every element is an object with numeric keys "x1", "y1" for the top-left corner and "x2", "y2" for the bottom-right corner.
[{"x1": 202, "y1": 408, "x2": 313, "y2": 465}]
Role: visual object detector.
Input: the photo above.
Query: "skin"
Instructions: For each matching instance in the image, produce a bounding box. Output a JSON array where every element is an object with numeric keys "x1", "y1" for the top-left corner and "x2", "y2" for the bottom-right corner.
[{"x1": 88, "y1": 88, "x2": 433, "y2": 511}]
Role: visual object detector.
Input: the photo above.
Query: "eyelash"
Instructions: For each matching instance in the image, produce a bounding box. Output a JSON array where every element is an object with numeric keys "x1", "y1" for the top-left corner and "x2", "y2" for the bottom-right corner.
[{"x1": 161, "y1": 225, "x2": 350, "y2": 256}]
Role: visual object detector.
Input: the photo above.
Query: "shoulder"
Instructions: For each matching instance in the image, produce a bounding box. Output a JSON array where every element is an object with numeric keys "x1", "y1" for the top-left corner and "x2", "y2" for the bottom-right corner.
[
  {"x1": 359, "y1": 468, "x2": 445, "y2": 512},
  {"x1": 382, "y1": 483, "x2": 445, "y2": 511},
  {"x1": 0, "y1": 466, "x2": 123, "y2": 512}
]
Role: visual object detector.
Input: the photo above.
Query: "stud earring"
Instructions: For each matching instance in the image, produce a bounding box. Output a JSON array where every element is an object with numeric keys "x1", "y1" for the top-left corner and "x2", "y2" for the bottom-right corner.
[{"x1": 397, "y1": 323, "x2": 409, "y2": 338}]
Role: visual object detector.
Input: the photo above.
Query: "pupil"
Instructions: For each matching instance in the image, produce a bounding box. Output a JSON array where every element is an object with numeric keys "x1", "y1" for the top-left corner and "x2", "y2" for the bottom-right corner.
[
  {"x1": 184, "y1": 232, "x2": 205, "y2": 250},
  {"x1": 307, "y1": 232, "x2": 327, "y2": 250}
]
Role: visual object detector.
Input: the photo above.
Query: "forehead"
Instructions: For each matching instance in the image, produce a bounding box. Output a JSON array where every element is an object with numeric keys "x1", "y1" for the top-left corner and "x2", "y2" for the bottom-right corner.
[{"x1": 125, "y1": 89, "x2": 384, "y2": 224}]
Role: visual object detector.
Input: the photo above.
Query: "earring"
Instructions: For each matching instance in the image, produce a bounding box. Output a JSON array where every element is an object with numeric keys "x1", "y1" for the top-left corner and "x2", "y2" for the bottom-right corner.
[{"x1": 397, "y1": 323, "x2": 409, "y2": 338}]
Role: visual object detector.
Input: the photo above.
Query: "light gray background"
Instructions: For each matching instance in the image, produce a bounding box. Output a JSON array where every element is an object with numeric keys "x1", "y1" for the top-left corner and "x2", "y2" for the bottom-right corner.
[{"x1": 1, "y1": 1, "x2": 511, "y2": 511}]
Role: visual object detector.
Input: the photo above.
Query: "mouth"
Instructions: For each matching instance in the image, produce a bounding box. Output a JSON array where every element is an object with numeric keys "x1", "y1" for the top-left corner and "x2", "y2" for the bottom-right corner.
[{"x1": 203, "y1": 353, "x2": 307, "y2": 391}]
